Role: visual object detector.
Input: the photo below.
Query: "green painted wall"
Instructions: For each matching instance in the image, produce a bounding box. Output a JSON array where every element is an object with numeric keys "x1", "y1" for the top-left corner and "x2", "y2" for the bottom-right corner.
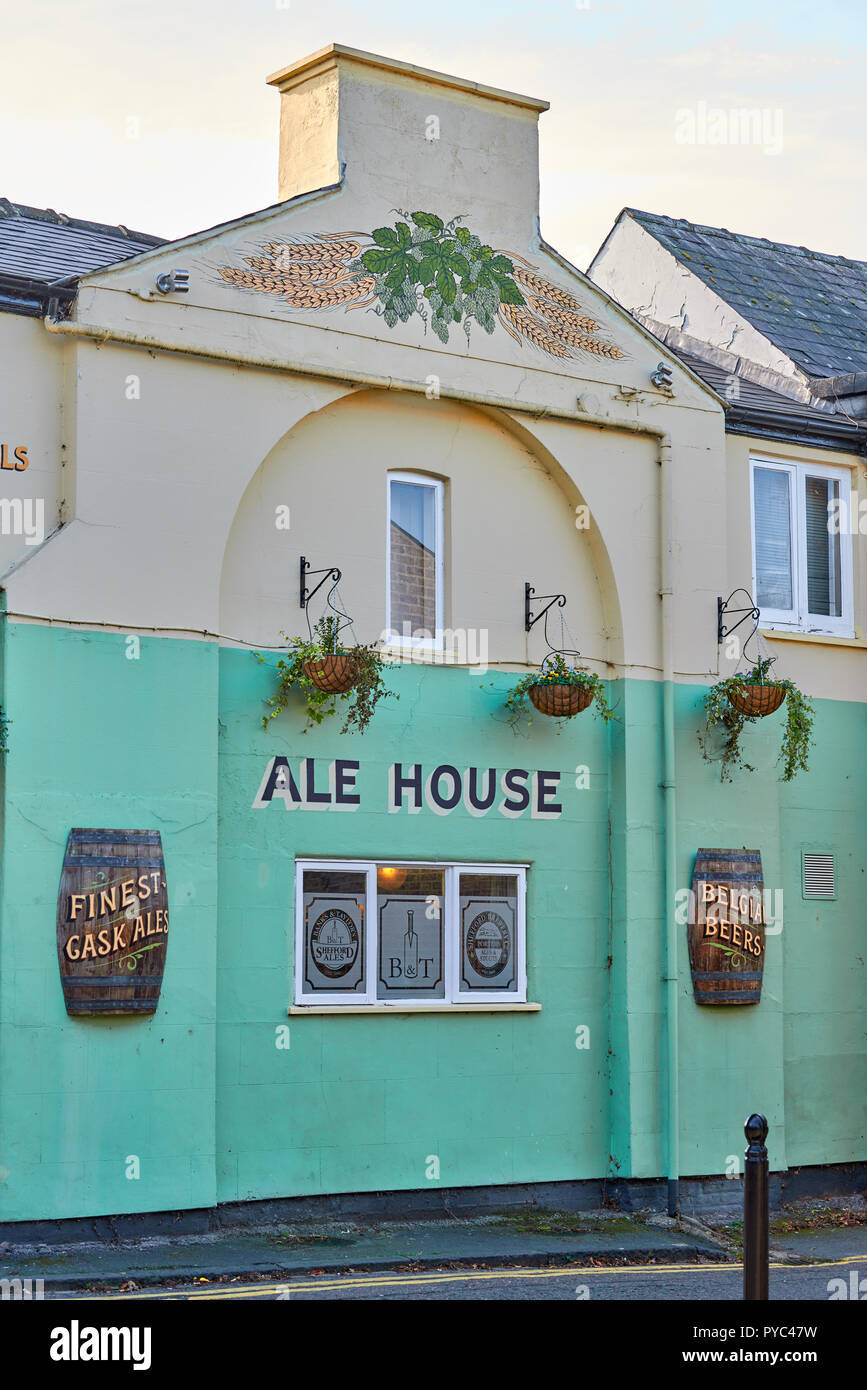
[
  {"x1": 779, "y1": 710, "x2": 866, "y2": 1166},
  {"x1": 0, "y1": 622, "x2": 863, "y2": 1222},
  {"x1": 216, "y1": 647, "x2": 612, "y2": 1202},
  {"x1": 673, "y1": 685, "x2": 866, "y2": 1177},
  {"x1": 0, "y1": 622, "x2": 218, "y2": 1222}
]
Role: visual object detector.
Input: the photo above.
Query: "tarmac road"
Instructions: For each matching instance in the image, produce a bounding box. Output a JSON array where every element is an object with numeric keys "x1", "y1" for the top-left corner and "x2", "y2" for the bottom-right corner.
[{"x1": 52, "y1": 1253, "x2": 867, "y2": 1301}]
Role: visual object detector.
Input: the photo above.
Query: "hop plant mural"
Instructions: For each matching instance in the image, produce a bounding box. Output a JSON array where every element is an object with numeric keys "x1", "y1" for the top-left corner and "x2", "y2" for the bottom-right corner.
[{"x1": 218, "y1": 211, "x2": 624, "y2": 362}]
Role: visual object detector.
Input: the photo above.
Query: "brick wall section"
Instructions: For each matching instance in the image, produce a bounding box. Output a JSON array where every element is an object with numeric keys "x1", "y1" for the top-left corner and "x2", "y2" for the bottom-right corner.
[{"x1": 390, "y1": 521, "x2": 436, "y2": 634}]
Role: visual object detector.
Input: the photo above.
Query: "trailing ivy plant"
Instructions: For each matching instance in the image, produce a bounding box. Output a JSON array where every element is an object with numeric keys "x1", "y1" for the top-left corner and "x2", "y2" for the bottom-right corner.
[
  {"x1": 699, "y1": 657, "x2": 814, "y2": 782},
  {"x1": 257, "y1": 615, "x2": 396, "y2": 736},
  {"x1": 501, "y1": 653, "x2": 616, "y2": 734}
]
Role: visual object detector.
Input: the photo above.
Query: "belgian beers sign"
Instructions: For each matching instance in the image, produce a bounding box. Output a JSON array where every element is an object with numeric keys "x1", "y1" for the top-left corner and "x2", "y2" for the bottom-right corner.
[
  {"x1": 56, "y1": 829, "x2": 169, "y2": 1015},
  {"x1": 688, "y1": 848, "x2": 765, "y2": 1005}
]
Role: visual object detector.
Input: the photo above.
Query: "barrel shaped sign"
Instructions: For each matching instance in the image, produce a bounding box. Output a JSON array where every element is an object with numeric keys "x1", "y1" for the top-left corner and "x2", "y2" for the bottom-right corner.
[
  {"x1": 688, "y1": 848, "x2": 765, "y2": 1005},
  {"x1": 56, "y1": 829, "x2": 169, "y2": 1016}
]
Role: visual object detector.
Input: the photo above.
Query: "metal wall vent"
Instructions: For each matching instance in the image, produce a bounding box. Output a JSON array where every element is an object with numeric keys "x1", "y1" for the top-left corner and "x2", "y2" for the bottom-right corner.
[{"x1": 802, "y1": 853, "x2": 836, "y2": 899}]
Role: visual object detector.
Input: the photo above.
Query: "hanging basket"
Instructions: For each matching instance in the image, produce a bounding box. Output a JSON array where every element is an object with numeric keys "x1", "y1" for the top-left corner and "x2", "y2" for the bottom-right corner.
[
  {"x1": 529, "y1": 682, "x2": 595, "y2": 718},
  {"x1": 303, "y1": 653, "x2": 358, "y2": 694},
  {"x1": 727, "y1": 682, "x2": 787, "y2": 718}
]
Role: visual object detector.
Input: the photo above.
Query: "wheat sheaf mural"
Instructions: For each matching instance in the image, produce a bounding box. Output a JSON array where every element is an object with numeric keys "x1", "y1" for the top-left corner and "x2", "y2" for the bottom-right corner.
[{"x1": 218, "y1": 210, "x2": 625, "y2": 362}]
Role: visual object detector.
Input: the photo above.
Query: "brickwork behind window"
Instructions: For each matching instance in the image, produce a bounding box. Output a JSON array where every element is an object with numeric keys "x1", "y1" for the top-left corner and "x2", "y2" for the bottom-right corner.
[{"x1": 390, "y1": 521, "x2": 436, "y2": 634}]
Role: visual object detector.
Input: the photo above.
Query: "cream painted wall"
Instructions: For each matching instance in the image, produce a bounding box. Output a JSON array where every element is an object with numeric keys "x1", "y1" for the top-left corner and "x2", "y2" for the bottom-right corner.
[
  {"x1": 526, "y1": 415, "x2": 725, "y2": 683},
  {"x1": 67, "y1": 49, "x2": 718, "y2": 416},
  {"x1": 274, "y1": 64, "x2": 341, "y2": 205},
  {"x1": 0, "y1": 329, "x2": 732, "y2": 686},
  {"x1": 5, "y1": 333, "x2": 716, "y2": 692},
  {"x1": 9, "y1": 290, "x2": 861, "y2": 704},
  {"x1": 3, "y1": 343, "x2": 346, "y2": 633},
  {"x1": 219, "y1": 389, "x2": 610, "y2": 669},
  {"x1": 79, "y1": 227, "x2": 693, "y2": 402},
  {"x1": 2, "y1": 327, "x2": 727, "y2": 686},
  {"x1": 589, "y1": 216, "x2": 802, "y2": 382},
  {"x1": 0, "y1": 315, "x2": 64, "y2": 579}
]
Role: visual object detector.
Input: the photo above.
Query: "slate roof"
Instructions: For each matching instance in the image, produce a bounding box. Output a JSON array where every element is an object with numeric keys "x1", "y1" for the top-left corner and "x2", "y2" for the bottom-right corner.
[
  {"x1": 625, "y1": 208, "x2": 867, "y2": 381},
  {"x1": 0, "y1": 199, "x2": 164, "y2": 313},
  {"x1": 676, "y1": 350, "x2": 867, "y2": 454}
]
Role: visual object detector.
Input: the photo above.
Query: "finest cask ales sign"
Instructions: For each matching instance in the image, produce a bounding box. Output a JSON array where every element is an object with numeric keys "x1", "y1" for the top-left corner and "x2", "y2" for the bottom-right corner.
[
  {"x1": 56, "y1": 829, "x2": 169, "y2": 1016},
  {"x1": 688, "y1": 848, "x2": 765, "y2": 1005}
]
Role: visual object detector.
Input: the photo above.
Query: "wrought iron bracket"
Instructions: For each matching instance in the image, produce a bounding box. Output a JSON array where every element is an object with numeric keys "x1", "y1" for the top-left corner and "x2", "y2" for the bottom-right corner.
[
  {"x1": 300, "y1": 556, "x2": 342, "y2": 610},
  {"x1": 717, "y1": 588, "x2": 761, "y2": 645},
  {"x1": 525, "y1": 582, "x2": 567, "y2": 634}
]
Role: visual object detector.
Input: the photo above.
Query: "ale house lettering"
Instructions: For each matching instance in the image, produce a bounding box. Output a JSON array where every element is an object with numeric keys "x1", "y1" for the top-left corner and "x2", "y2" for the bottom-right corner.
[
  {"x1": 688, "y1": 849, "x2": 766, "y2": 1005},
  {"x1": 253, "y1": 756, "x2": 564, "y2": 820},
  {"x1": 56, "y1": 829, "x2": 170, "y2": 1015}
]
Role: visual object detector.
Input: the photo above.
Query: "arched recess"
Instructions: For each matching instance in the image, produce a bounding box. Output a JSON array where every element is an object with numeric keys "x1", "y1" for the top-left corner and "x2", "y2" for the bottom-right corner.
[
  {"x1": 218, "y1": 387, "x2": 624, "y2": 670},
  {"x1": 474, "y1": 406, "x2": 626, "y2": 673}
]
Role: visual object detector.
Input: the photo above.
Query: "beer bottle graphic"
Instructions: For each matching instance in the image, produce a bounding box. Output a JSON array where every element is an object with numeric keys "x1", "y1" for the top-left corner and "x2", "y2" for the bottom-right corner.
[{"x1": 403, "y1": 909, "x2": 418, "y2": 980}]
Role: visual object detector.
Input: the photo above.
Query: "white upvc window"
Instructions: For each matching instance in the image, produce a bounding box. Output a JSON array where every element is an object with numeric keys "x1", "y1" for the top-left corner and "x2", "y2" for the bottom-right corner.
[
  {"x1": 385, "y1": 472, "x2": 444, "y2": 649},
  {"x1": 294, "y1": 860, "x2": 527, "y2": 1007},
  {"x1": 750, "y1": 455, "x2": 854, "y2": 637}
]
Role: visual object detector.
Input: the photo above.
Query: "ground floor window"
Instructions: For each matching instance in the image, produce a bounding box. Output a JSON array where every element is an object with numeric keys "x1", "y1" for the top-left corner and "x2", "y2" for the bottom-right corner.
[{"x1": 294, "y1": 860, "x2": 526, "y2": 1006}]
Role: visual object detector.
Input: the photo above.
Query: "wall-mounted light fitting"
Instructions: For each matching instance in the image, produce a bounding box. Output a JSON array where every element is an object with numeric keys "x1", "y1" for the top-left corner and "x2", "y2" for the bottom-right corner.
[
  {"x1": 650, "y1": 362, "x2": 674, "y2": 390},
  {"x1": 155, "y1": 269, "x2": 190, "y2": 295}
]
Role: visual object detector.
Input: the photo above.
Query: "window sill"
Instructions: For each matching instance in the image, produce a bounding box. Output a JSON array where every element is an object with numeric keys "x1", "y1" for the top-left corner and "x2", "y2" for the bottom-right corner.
[
  {"x1": 288, "y1": 1002, "x2": 542, "y2": 1015},
  {"x1": 760, "y1": 628, "x2": 863, "y2": 649},
  {"x1": 380, "y1": 645, "x2": 459, "y2": 664}
]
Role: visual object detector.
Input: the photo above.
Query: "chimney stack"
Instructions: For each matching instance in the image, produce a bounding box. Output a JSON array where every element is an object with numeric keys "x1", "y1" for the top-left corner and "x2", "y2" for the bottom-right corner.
[{"x1": 267, "y1": 45, "x2": 549, "y2": 243}]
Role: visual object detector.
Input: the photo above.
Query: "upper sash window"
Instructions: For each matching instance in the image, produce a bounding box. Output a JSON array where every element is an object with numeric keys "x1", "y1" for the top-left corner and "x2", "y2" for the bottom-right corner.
[{"x1": 751, "y1": 456, "x2": 854, "y2": 637}]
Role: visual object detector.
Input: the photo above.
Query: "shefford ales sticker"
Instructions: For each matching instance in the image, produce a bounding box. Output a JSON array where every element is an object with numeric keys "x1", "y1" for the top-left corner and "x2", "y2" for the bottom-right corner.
[
  {"x1": 304, "y1": 892, "x2": 365, "y2": 992},
  {"x1": 310, "y1": 909, "x2": 359, "y2": 978}
]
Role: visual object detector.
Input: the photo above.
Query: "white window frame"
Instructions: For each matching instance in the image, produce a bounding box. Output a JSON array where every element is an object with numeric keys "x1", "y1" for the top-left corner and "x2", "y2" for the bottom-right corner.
[
  {"x1": 450, "y1": 861, "x2": 527, "y2": 1005},
  {"x1": 750, "y1": 456, "x2": 798, "y2": 627},
  {"x1": 294, "y1": 859, "x2": 527, "y2": 1008},
  {"x1": 385, "y1": 472, "x2": 445, "y2": 652},
  {"x1": 294, "y1": 860, "x2": 377, "y2": 1006},
  {"x1": 750, "y1": 454, "x2": 854, "y2": 637}
]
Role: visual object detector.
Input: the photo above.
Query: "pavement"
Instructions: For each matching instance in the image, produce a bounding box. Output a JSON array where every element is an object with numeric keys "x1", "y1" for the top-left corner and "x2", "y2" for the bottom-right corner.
[
  {"x1": 0, "y1": 1212, "x2": 725, "y2": 1292},
  {"x1": 2, "y1": 1207, "x2": 864, "y2": 1294},
  {"x1": 767, "y1": 1223, "x2": 867, "y2": 1262}
]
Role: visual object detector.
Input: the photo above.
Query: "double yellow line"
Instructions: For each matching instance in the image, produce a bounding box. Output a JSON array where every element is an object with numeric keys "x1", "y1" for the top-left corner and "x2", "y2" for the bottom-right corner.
[{"x1": 78, "y1": 1253, "x2": 867, "y2": 1300}]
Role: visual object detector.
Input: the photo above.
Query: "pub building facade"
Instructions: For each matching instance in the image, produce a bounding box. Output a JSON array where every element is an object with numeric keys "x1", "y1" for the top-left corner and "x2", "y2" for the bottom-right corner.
[{"x1": 0, "y1": 45, "x2": 863, "y2": 1229}]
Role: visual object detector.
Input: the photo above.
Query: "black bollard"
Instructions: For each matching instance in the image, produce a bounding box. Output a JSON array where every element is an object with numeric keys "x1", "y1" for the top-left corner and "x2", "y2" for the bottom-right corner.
[{"x1": 743, "y1": 1113, "x2": 769, "y2": 1301}]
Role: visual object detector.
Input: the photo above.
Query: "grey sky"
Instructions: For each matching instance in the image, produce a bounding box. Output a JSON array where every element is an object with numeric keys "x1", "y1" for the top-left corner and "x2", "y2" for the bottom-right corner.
[{"x1": 2, "y1": 0, "x2": 865, "y2": 266}]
